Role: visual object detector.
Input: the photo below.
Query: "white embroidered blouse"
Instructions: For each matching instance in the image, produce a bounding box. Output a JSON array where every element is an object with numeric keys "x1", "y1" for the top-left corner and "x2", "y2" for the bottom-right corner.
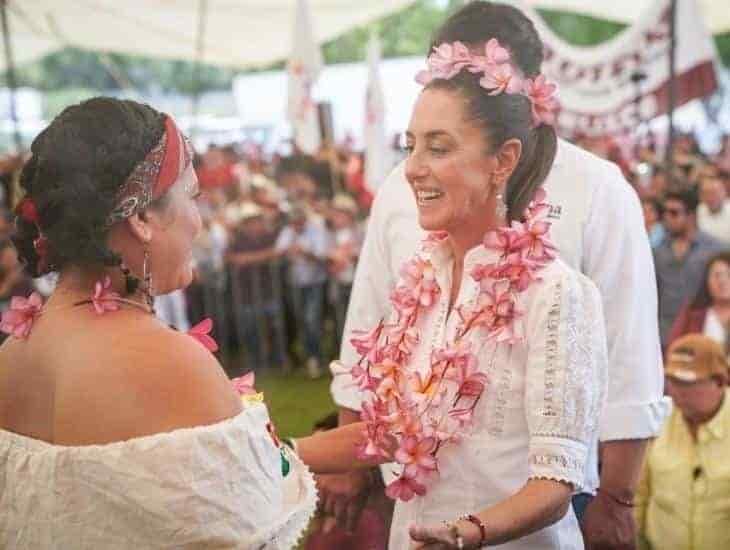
[
  {"x1": 0, "y1": 400, "x2": 317, "y2": 550},
  {"x1": 385, "y1": 240, "x2": 608, "y2": 550}
]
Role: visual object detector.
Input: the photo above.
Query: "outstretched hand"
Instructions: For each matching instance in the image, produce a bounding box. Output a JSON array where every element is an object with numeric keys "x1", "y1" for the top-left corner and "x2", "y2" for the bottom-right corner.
[{"x1": 315, "y1": 469, "x2": 374, "y2": 532}]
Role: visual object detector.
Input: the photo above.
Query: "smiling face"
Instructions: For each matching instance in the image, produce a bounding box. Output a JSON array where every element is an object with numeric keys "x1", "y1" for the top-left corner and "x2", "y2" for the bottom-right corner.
[
  {"x1": 146, "y1": 165, "x2": 203, "y2": 294},
  {"x1": 707, "y1": 259, "x2": 730, "y2": 304},
  {"x1": 404, "y1": 88, "x2": 502, "y2": 246}
]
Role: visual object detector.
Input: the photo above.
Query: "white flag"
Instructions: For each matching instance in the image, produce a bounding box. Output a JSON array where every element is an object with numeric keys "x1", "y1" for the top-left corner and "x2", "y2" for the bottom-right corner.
[
  {"x1": 286, "y1": 0, "x2": 323, "y2": 155},
  {"x1": 364, "y1": 33, "x2": 387, "y2": 190}
]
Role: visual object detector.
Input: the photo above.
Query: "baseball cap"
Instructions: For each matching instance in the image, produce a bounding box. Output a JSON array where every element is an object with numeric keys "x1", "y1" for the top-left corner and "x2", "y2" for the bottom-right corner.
[{"x1": 665, "y1": 334, "x2": 729, "y2": 383}]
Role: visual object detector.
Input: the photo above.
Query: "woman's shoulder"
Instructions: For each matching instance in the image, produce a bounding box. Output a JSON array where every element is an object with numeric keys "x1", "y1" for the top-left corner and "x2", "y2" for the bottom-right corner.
[
  {"x1": 529, "y1": 258, "x2": 601, "y2": 305},
  {"x1": 53, "y1": 316, "x2": 242, "y2": 445}
]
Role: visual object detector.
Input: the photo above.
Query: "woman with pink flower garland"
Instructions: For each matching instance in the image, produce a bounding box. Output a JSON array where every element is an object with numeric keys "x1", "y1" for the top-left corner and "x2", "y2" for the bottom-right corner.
[
  {"x1": 0, "y1": 98, "x2": 385, "y2": 549},
  {"x1": 338, "y1": 17, "x2": 608, "y2": 550}
]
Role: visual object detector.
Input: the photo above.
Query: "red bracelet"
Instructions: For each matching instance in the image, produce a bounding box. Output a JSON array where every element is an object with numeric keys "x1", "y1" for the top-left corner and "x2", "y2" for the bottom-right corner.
[{"x1": 461, "y1": 514, "x2": 487, "y2": 547}]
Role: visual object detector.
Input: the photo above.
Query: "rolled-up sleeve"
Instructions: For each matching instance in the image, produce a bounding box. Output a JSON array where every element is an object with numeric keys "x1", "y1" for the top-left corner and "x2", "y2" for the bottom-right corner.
[
  {"x1": 525, "y1": 268, "x2": 608, "y2": 491},
  {"x1": 582, "y1": 167, "x2": 669, "y2": 441}
]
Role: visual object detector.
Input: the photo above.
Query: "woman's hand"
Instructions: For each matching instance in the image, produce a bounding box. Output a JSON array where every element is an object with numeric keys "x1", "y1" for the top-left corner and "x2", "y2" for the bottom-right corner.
[{"x1": 409, "y1": 520, "x2": 481, "y2": 549}]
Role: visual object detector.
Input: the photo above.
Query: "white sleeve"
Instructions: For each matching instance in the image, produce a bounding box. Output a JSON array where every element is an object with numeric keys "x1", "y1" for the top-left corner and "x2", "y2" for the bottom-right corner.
[
  {"x1": 581, "y1": 167, "x2": 669, "y2": 441},
  {"x1": 330, "y1": 179, "x2": 397, "y2": 412},
  {"x1": 274, "y1": 227, "x2": 292, "y2": 253},
  {"x1": 525, "y1": 268, "x2": 608, "y2": 492}
]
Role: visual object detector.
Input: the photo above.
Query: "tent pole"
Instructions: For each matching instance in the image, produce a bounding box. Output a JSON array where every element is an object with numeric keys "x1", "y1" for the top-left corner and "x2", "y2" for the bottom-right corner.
[
  {"x1": 665, "y1": 0, "x2": 677, "y2": 173},
  {"x1": 1, "y1": 0, "x2": 22, "y2": 152},
  {"x1": 191, "y1": 0, "x2": 208, "y2": 142}
]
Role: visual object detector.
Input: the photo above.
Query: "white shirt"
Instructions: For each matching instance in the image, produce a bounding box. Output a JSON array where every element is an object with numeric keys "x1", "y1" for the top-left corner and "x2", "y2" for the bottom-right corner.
[
  {"x1": 380, "y1": 238, "x2": 607, "y2": 550},
  {"x1": 275, "y1": 221, "x2": 329, "y2": 287},
  {"x1": 697, "y1": 200, "x2": 730, "y2": 245},
  {"x1": 332, "y1": 139, "x2": 668, "y2": 495},
  {"x1": 0, "y1": 401, "x2": 317, "y2": 549},
  {"x1": 703, "y1": 307, "x2": 728, "y2": 347}
]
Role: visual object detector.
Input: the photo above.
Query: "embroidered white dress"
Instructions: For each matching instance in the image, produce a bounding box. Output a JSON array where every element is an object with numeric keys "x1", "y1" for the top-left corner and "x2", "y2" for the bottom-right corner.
[
  {"x1": 386, "y1": 241, "x2": 608, "y2": 550},
  {"x1": 0, "y1": 400, "x2": 317, "y2": 549}
]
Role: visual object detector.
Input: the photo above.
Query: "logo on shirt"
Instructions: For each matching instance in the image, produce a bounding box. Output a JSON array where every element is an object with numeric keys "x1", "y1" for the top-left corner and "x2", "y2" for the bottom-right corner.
[{"x1": 548, "y1": 205, "x2": 562, "y2": 220}]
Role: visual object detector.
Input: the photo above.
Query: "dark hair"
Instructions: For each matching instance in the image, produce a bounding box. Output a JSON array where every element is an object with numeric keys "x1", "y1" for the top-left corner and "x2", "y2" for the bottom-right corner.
[
  {"x1": 690, "y1": 250, "x2": 730, "y2": 310},
  {"x1": 664, "y1": 187, "x2": 699, "y2": 214},
  {"x1": 12, "y1": 97, "x2": 166, "y2": 278},
  {"x1": 426, "y1": 1, "x2": 557, "y2": 221},
  {"x1": 641, "y1": 197, "x2": 664, "y2": 218}
]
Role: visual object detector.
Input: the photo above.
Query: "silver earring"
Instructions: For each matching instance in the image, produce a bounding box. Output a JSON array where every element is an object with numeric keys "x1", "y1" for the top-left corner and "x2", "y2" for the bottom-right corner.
[
  {"x1": 142, "y1": 248, "x2": 155, "y2": 310},
  {"x1": 495, "y1": 192, "x2": 507, "y2": 220}
]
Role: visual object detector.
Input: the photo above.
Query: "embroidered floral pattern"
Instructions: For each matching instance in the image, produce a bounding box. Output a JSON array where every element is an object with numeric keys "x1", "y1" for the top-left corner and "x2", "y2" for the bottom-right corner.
[
  {"x1": 0, "y1": 292, "x2": 43, "y2": 339},
  {"x1": 353, "y1": 192, "x2": 557, "y2": 501}
]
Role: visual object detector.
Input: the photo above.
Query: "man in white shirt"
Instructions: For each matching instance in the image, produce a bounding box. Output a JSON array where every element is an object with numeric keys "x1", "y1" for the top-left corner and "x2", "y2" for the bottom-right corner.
[
  {"x1": 697, "y1": 173, "x2": 730, "y2": 246},
  {"x1": 326, "y1": 140, "x2": 667, "y2": 549}
]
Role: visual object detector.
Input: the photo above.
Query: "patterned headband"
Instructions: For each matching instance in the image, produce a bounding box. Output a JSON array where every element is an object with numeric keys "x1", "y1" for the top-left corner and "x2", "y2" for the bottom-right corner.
[
  {"x1": 415, "y1": 39, "x2": 559, "y2": 127},
  {"x1": 107, "y1": 116, "x2": 194, "y2": 225}
]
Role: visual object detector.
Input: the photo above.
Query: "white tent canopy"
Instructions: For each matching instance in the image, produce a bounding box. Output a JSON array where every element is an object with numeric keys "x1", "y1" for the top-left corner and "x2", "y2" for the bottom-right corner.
[
  {"x1": 1, "y1": 0, "x2": 415, "y2": 71},
  {"x1": 526, "y1": 0, "x2": 730, "y2": 35},
  {"x1": 2, "y1": 1, "x2": 728, "y2": 72}
]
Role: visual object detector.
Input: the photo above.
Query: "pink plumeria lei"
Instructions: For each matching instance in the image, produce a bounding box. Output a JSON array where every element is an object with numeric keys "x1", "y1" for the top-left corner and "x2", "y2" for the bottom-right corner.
[
  {"x1": 415, "y1": 38, "x2": 559, "y2": 127},
  {"x1": 352, "y1": 189, "x2": 556, "y2": 501},
  {"x1": 0, "y1": 292, "x2": 43, "y2": 339}
]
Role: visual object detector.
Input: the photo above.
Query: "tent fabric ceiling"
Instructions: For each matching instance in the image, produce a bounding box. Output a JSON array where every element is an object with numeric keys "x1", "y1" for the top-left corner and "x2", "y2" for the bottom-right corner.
[
  {"x1": 525, "y1": 0, "x2": 730, "y2": 35},
  {"x1": 2, "y1": 0, "x2": 416, "y2": 71},
  {"x1": 2, "y1": 1, "x2": 728, "y2": 73}
]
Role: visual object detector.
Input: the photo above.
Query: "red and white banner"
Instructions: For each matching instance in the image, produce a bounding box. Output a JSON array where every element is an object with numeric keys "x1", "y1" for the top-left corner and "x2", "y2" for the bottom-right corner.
[
  {"x1": 525, "y1": 0, "x2": 719, "y2": 137},
  {"x1": 287, "y1": 0, "x2": 323, "y2": 154}
]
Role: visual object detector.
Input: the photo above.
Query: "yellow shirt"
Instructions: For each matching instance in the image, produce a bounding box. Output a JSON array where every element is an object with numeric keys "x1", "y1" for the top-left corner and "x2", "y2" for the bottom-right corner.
[{"x1": 636, "y1": 389, "x2": 730, "y2": 550}]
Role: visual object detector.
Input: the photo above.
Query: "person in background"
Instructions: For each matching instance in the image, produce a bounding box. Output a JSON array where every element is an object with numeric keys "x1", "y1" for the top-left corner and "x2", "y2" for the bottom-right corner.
[
  {"x1": 275, "y1": 203, "x2": 329, "y2": 378},
  {"x1": 641, "y1": 198, "x2": 666, "y2": 249},
  {"x1": 655, "y1": 188, "x2": 724, "y2": 348},
  {"x1": 697, "y1": 173, "x2": 730, "y2": 246},
  {"x1": 0, "y1": 238, "x2": 33, "y2": 344},
  {"x1": 226, "y1": 202, "x2": 287, "y2": 371},
  {"x1": 668, "y1": 251, "x2": 730, "y2": 352},
  {"x1": 327, "y1": 194, "x2": 362, "y2": 342},
  {"x1": 0, "y1": 209, "x2": 13, "y2": 239},
  {"x1": 635, "y1": 334, "x2": 730, "y2": 550}
]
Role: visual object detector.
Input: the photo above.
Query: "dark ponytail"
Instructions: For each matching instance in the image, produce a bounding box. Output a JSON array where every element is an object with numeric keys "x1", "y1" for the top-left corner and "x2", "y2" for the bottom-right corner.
[{"x1": 505, "y1": 124, "x2": 557, "y2": 221}]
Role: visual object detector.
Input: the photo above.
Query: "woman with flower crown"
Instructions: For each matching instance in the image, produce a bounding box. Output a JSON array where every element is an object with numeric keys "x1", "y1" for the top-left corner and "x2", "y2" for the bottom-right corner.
[
  {"x1": 339, "y1": 34, "x2": 608, "y2": 550},
  {"x1": 0, "y1": 98, "x2": 387, "y2": 549}
]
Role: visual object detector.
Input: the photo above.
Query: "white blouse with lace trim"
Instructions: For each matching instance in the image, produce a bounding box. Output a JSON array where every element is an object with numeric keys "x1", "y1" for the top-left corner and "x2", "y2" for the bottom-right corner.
[
  {"x1": 386, "y1": 242, "x2": 608, "y2": 550},
  {"x1": 0, "y1": 401, "x2": 317, "y2": 549}
]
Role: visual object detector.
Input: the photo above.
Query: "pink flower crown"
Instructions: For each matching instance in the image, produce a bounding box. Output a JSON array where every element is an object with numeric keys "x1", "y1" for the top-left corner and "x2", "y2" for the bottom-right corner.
[{"x1": 415, "y1": 39, "x2": 559, "y2": 127}]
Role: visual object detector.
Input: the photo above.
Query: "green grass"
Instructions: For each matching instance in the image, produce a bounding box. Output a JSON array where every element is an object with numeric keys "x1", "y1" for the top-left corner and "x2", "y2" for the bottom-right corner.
[{"x1": 255, "y1": 370, "x2": 337, "y2": 438}]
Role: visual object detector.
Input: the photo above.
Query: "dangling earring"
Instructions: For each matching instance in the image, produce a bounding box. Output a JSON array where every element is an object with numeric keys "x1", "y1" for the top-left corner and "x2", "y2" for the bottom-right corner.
[
  {"x1": 495, "y1": 191, "x2": 507, "y2": 221},
  {"x1": 142, "y1": 248, "x2": 155, "y2": 311},
  {"x1": 119, "y1": 260, "x2": 139, "y2": 295}
]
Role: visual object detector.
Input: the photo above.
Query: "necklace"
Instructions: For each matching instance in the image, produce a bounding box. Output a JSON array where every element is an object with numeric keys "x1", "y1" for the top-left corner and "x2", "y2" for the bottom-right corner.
[{"x1": 351, "y1": 188, "x2": 557, "y2": 502}]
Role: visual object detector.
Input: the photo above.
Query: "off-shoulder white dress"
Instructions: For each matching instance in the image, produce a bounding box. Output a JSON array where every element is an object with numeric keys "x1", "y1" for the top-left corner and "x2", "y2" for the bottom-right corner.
[{"x1": 0, "y1": 399, "x2": 317, "y2": 549}]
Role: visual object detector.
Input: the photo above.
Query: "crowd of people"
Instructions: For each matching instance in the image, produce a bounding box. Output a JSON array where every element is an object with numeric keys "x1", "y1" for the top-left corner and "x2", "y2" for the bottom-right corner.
[{"x1": 0, "y1": 1, "x2": 729, "y2": 546}]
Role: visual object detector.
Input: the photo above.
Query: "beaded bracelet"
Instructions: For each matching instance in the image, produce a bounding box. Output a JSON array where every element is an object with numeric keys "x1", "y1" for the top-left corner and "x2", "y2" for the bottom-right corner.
[
  {"x1": 597, "y1": 488, "x2": 635, "y2": 508},
  {"x1": 460, "y1": 514, "x2": 487, "y2": 547}
]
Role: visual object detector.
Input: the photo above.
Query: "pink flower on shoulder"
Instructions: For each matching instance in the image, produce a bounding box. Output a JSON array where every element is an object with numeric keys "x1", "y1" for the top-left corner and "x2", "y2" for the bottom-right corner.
[
  {"x1": 0, "y1": 292, "x2": 43, "y2": 339},
  {"x1": 385, "y1": 472, "x2": 428, "y2": 502},
  {"x1": 350, "y1": 322, "x2": 383, "y2": 363},
  {"x1": 512, "y1": 219, "x2": 557, "y2": 263},
  {"x1": 91, "y1": 276, "x2": 121, "y2": 315},
  {"x1": 231, "y1": 371, "x2": 256, "y2": 395},
  {"x1": 187, "y1": 318, "x2": 219, "y2": 352},
  {"x1": 524, "y1": 75, "x2": 559, "y2": 126}
]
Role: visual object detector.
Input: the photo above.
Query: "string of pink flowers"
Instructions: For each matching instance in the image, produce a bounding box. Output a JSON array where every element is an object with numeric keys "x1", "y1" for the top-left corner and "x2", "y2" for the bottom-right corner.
[{"x1": 351, "y1": 188, "x2": 557, "y2": 502}]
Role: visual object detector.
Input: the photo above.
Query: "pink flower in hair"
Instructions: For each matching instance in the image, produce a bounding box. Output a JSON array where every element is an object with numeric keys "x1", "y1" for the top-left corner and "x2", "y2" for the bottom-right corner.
[
  {"x1": 187, "y1": 318, "x2": 219, "y2": 352},
  {"x1": 415, "y1": 41, "x2": 473, "y2": 84},
  {"x1": 484, "y1": 38, "x2": 511, "y2": 65},
  {"x1": 231, "y1": 371, "x2": 256, "y2": 395},
  {"x1": 0, "y1": 292, "x2": 43, "y2": 339},
  {"x1": 479, "y1": 63, "x2": 523, "y2": 96},
  {"x1": 91, "y1": 276, "x2": 121, "y2": 315},
  {"x1": 524, "y1": 75, "x2": 559, "y2": 126}
]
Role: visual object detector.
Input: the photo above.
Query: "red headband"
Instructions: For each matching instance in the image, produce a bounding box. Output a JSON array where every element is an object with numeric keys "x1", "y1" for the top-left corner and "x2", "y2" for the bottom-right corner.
[{"x1": 107, "y1": 115, "x2": 193, "y2": 224}]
